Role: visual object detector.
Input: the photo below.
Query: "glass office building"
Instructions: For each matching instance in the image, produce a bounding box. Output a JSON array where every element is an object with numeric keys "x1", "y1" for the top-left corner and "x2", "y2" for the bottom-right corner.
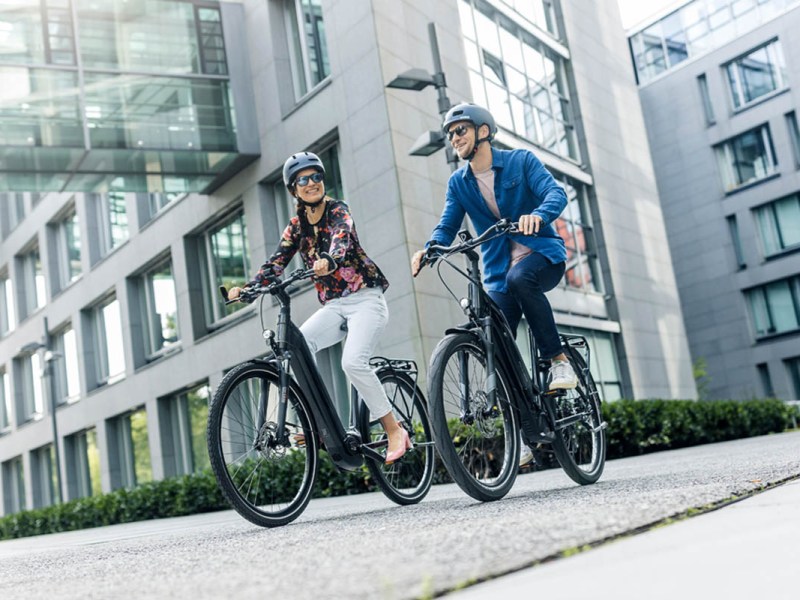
[
  {"x1": 0, "y1": 0, "x2": 258, "y2": 194},
  {"x1": 0, "y1": 0, "x2": 695, "y2": 515}
]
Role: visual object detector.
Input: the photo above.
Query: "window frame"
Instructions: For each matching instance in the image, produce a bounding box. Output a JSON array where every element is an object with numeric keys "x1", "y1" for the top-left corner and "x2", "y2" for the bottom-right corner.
[
  {"x1": 284, "y1": 0, "x2": 331, "y2": 101},
  {"x1": 140, "y1": 257, "x2": 181, "y2": 361},
  {"x1": 0, "y1": 270, "x2": 16, "y2": 336},
  {"x1": 53, "y1": 206, "x2": 82, "y2": 290},
  {"x1": 752, "y1": 193, "x2": 800, "y2": 258},
  {"x1": 2, "y1": 456, "x2": 26, "y2": 514},
  {"x1": 96, "y1": 193, "x2": 130, "y2": 257},
  {"x1": 17, "y1": 242, "x2": 46, "y2": 319},
  {"x1": 745, "y1": 275, "x2": 800, "y2": 339},
  {"x1": 715, "y1": 124, "x2": 778, "y2": 192},
  {"x1": 0, "y1": 368, "x2": 11, "y2": 431},
  {"x1": 200, "y1": 208, "x2": 252, "y2": 327},
  {"x1": 724, "y1": 39, "x2": 788, "y2": 111},
  {"x1": 51, "y1": 324, "x2": 81, "y2": 405},
  {"x1": 90, "y1": 295, "x2": 126, "y2": 387}
]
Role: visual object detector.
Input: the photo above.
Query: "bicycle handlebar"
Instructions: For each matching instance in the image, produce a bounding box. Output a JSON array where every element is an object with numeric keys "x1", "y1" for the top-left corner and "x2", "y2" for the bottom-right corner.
[
  {"x1": 219, "y1": 251, "x2": 338, "y2": 305},
  {"x1": 424, "y1": 219, "x2": 520, "y2": 265}
]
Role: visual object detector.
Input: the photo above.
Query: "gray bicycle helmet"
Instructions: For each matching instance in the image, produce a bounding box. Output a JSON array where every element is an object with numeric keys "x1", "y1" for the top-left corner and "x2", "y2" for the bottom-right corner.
[
  {"x1": 282, "y1": 151, "x2": 325, "y2": 190},
  {"x1": 442, "y1": 103, "x2": 497, "y2": 140}
]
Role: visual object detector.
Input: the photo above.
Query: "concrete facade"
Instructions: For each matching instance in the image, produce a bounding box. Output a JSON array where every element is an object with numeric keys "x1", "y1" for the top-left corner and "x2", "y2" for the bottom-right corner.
[
  {"x1": 0, "y1": 0, "x2": 695, "y2": 515},
  {"x1": 633, "y1": 3, "x2": 800, "y2": 400}
]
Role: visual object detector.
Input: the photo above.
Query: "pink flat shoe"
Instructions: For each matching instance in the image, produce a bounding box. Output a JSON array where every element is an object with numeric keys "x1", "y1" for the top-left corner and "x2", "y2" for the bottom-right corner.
[{"x1": 385, "y1": 428, "x2": 413, "y2": 464}]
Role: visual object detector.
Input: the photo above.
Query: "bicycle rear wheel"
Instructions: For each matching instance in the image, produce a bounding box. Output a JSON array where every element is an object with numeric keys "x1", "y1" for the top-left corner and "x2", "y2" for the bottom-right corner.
[
  {"x1": 207, "y1": 361, "x2": 318, "y2": 527},
  {"x1": 359, "y1": 369, "x2": 434, "y2": 505},
  {"x1": 549, "y1": 347, "x2": 606, "y2": 485},
  {"x1": 428, "y1": 332, "x2": 519, "y2": 502}
]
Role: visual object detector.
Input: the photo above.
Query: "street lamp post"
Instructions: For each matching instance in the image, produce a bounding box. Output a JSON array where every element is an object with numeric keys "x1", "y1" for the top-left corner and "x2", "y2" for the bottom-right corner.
[
  {"x1": 386, "y1": 23, "x2": 459, "y2": 172},
  {"x1": 20, "y1": 317, "x2": 64, "y2": 505}
]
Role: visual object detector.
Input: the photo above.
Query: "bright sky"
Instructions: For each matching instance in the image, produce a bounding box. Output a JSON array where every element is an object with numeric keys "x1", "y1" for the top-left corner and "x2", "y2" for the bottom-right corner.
[{"x1": 616, "y1": 0, "x2": 686, "y2": 30}]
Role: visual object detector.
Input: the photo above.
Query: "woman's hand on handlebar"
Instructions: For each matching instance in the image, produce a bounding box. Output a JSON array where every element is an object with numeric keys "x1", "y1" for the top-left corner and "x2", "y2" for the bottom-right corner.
[
  {"x1": 228, "y1": 286, "x2": 244, "y2": 301},
  {"x1": 411, "y1": 249, "x2": 426, "y2": 278},
  {"x1": 312, "y1": 258, "x2": 333, "y2": 277}
]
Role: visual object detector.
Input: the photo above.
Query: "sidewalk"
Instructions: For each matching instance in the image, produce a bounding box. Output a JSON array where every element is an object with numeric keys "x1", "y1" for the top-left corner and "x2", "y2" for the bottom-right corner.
[{"x1": 450, "y1": 478, "x2": 800, "y2": 599}]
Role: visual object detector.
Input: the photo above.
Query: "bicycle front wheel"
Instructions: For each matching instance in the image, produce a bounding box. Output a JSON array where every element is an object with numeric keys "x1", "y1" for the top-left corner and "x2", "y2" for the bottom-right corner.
[
  {"x1": 359, "y1": 369, "x2": 434, "y2": 505},
  {"x1": 207, "y1": 362, "x2": 318, "y2": 527},
  {"x1": 549, "y1": 347, "x2": 606, "y2": 485},
  {"x1": 428, "y1": 333, "x2": 519, "y2": 502}
]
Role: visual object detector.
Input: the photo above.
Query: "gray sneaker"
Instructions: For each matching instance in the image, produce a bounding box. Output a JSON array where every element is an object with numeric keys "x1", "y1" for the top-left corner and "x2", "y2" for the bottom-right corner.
[{"x1": 549, "y1": 360, "x2": 578, "y2": 390}]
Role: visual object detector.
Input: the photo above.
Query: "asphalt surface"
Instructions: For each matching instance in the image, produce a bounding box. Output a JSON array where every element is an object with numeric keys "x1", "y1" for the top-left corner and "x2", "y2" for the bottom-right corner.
[
  {"x1": 452, "y1": 477, "x2": 800, "y2": 599},
  {"x1": 1, "y1": 431, "x2": 799, "y2": 600}
]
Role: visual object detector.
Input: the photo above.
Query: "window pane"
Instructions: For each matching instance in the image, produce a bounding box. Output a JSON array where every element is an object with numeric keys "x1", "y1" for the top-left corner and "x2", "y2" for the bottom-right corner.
[
  {"x1": 130, "y1": 409, "x2": 152, "y2": 484},
  {"x1": 717, "y1": 124, "x2": 776, "y2": 190},
  {"x1": 727, "y1": 41, "x2": 787, "y2": 108},
  {"x1": 1, "y1": 370, "x2": 10, "y2": 429},
  {"x1": 145, "y1": 260, "x2": 179, "y2": 355},
  {"x1": 774, "y1": 195, "x2": 800, "y2": 249},
  {"x1": 187, "y1": 386, "x2": 210, "y2": 472},
  {"x1": 300, "y1": 0, "x2": 330, "y2": 86},
  {"x1": 1, "y1": 275, "x2": 15, "y2": 334},
  {"x1": 746, "y1": 288, "x2": 771, "y2": 336},
  {"x1": 210, "y1": 212, "x2": 250, "y2": 320},
  {"x1": 766, "y1": 280, "x2": 798, "y2": 333},
  {"x1": 86, "y1": 428, "x2": 102, "y2": 496},
  {"x1": 63, "y1": 327, "x2": 80, "y2": 399},
  {"x1": 30, "y1": 353, "x2": 44, "y2": 416},
  {"x1": 103, "y1": 299, "x2": 125, "y2": 378}
]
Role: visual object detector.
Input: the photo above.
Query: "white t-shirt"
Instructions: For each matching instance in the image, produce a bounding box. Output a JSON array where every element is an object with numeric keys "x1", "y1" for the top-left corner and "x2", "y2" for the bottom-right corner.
[{"x1": 473, "y1": 166, "x2": 532, "y2": 267}]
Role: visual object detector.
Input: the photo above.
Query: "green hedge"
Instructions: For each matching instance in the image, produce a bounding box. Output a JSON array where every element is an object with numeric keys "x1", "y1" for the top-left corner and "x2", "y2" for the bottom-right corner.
[
  {"x1": 1, "y1": 398, "x2": 797, "y2": 540},
  {"x1": 603, "y1": 398, "x2": 799, "y2": 458}
]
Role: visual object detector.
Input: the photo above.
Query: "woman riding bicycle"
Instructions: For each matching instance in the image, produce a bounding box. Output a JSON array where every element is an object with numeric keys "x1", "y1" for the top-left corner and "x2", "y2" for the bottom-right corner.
[{"x1": 228, "y1": 151, "x2": 411, "y2": 464}]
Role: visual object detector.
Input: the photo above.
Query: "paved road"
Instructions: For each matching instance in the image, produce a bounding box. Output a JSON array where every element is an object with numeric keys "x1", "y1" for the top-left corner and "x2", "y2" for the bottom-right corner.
[
  {"x1": 452, "y1": 477, "x2": 800, "y2": 599},
  {"x1": 1, "y1": 431, "x2": 799, "y2": 600}
]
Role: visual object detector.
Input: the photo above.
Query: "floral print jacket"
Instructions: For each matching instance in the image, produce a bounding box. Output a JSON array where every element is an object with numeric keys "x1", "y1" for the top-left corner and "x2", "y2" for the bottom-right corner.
[{"x1": 248, "y1": 199, "x2": 389, "y2": 304}]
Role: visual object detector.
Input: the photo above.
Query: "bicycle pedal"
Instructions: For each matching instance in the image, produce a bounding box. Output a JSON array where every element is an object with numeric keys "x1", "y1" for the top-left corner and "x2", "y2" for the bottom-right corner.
[{"x1": 543, "y1": 389, "x2": 566, "y2": 397}]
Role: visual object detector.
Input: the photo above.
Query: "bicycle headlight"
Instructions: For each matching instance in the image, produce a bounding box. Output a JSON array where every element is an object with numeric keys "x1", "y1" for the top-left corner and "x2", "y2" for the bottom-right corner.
[
  {"x1": 459, "y1": 298, "x2": 470, "y2": 311},
  {"x1": 263, "y1": 329, "x2": 275, "y2": 340}
]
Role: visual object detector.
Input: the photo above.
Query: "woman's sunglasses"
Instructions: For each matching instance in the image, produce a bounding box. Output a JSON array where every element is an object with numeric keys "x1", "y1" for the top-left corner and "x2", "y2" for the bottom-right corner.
[
  {"x1": 447, "y1": 124, "x2": 470, "y2": 141},
  {"x1": 295, "y1": 172, "x2": 324, "y2": 187}
]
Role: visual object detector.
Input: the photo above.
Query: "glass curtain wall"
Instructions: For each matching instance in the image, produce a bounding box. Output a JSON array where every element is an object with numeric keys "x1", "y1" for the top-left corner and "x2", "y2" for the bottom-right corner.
[
  {"x1": 630, "y1": 0, "x2": 800, "y2": 84},
  {"x1": 458, "y1": 0, "x2": 579, "y2": 161}
]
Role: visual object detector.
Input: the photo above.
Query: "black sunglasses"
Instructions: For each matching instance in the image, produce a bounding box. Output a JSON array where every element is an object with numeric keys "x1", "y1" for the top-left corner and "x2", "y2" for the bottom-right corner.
[
  {"x1": 447, "y1": 124, "x2": 470, "y2": 141},
  {"x1": 295, "y1": 172, "x2": 324, "y2": 187}
]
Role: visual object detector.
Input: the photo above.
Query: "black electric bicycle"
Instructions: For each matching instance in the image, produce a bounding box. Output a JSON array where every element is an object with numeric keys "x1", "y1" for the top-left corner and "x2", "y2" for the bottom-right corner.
[
  {"x1": 207, "y1": 267, "x2": 435, "y2": 527},
  {"x1": 422, "y1": 219, "x2": 607, "y2": 502}
]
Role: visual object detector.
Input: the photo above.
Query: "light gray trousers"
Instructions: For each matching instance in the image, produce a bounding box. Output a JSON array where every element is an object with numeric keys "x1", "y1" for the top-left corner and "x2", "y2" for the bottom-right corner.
[{"x1": 299, "y1": 287, "x2": 392, "y2": 419}]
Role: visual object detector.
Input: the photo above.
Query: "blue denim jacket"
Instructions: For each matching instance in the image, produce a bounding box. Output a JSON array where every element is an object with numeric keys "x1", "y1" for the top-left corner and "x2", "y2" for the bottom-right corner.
[{"x1": 428, "y1": 147, "x2": 567, "y2": 293}]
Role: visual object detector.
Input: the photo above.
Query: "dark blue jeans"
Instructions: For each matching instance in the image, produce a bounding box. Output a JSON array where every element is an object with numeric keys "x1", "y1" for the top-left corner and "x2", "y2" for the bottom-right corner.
[{"x1": 488, "y1": 252, "x2": 565, "y2": 360}]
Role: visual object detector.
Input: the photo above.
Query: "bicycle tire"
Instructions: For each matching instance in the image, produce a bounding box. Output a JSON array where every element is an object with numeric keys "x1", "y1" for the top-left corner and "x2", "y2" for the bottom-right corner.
[
  {"x1": 358, "y1": 369, "x2": 435, "y2": 505},
  {"x1": 549, "y1": 347, "x2": 606, "y2": 485},
  {"x1": 207, "y1": 361, "x2": 319, "y2": 527},
  {"x1": 428, "y1": 332, "x2": 519, "y2": 502}
]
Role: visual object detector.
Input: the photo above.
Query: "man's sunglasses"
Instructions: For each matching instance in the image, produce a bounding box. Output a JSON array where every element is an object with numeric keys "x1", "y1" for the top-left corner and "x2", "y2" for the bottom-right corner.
[
  {"x1": 447, "y1": 124, "x2": 470, "y2": 141},
  {"x1": 295, "y1": 172, "x2": 324, "y2": 187}
]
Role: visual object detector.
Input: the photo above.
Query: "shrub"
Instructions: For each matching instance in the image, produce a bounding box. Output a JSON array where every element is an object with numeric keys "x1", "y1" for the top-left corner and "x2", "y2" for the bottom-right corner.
[{"x1": 603, "y1": 398, "x2": 798, "y2": 459}]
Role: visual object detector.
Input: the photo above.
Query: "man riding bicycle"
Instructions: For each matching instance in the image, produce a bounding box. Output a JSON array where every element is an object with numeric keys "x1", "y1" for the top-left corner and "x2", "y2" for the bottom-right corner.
[{"x1": 411, "y1": 102, "x2": 577, "y2": 466}]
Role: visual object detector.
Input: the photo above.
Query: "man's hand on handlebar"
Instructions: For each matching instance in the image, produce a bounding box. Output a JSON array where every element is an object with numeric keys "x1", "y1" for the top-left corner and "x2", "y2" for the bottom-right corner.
[{"x1": 518, "y1": 214, "x2": 543, "y2": 236}]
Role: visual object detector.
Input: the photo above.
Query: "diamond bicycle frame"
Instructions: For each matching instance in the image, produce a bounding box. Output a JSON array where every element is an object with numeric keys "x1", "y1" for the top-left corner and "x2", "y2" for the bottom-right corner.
[{"x1": 427, "y1": 221, "x2": 596, "y2": 445}]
